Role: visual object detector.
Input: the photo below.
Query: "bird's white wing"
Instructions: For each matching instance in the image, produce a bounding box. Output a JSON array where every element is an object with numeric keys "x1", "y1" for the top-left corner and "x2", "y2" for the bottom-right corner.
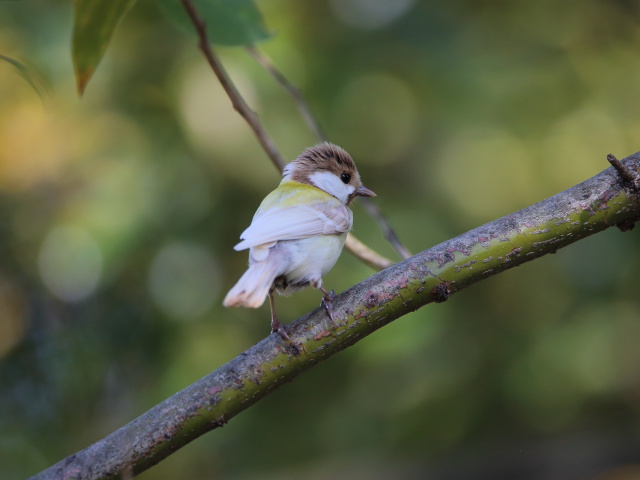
[{"x1": 234, "y1": 201, "x2": 352, "y2": 251}]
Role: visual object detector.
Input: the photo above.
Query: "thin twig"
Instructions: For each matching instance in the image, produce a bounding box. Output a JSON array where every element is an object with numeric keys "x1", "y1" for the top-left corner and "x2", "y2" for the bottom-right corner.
[
  {"x1": 344, "y1": 234, "x2": 393, "y2": 269},
  {"x1": 246, "y1": 45, "x2": 326, "y2": 141},
  {"x1": 181, "y1": 0, "x2": 395, "y2": 270},
  {"x1": 0, "y1": 54, "x2": 52, "y2": 106},
  {"x1": 608, "y1": 153, "x2": 640, "y2": 188},
  {"x1": 180, "y1": 0, "x2": 285, "y2": 171},
  {"x1": 247, "y1": 45, "x2": 412, "y2": 260},
  {"x1": 360, "y1": 199, "x2": 412, "y2": 259},
  {"x1": 358, "y1": 199, "x2": 411, "y2": 259}
]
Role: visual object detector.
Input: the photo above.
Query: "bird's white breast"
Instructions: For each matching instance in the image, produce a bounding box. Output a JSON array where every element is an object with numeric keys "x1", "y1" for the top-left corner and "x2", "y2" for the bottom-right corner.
[{"x1": 275, "y1": 233, "x2": 348, "y2": 290}]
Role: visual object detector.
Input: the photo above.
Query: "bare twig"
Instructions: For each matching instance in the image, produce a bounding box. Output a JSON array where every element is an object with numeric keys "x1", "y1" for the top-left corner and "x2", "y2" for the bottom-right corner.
[
  {"x1": 181, "y1": 0, "x2": 395, "y2": 270},
  {"x1": 246, "y1": 45, "x2": 411, "y2": 260},
  {"x1": 180, "y1": 0, "x2": 285, "y2": 171},
  {"x1": 246, "y1": 45, "x2": 326, "y2": 141},
  {"x1": 0, "y1": 54, "x2": 51, "y2": 106},
  {"x1": 361, "y1": 199, "x2": 412, "y2": 259},
  {"x1": 344, "y1": 234, "x2": 394, "y2": 269},
  {"x1": 607, "y1": 153, "x2": 640, "y2": 188},
  {"x1": 364, "y1": 201, "x2": 411, "y2": 258}
]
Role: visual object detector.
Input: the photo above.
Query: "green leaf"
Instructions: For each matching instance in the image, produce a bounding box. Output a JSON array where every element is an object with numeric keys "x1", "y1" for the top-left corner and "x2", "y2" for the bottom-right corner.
[
  {"x1": 72, "y1": 0, "x2": 137, "y2": 95},
  {"x1": 159, "y1": 0, "x2": 271, "y2": 46}
]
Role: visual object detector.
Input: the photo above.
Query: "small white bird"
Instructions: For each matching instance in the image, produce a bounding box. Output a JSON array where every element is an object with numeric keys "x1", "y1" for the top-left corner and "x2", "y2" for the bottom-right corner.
[{"x1": 223, "y1": 143, "x2": 375, "y2": 342}]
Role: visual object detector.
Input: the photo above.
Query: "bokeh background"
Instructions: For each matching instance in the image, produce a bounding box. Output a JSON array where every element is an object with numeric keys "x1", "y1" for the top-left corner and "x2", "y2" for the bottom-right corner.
[{"x1": 3, "y1": 1, "x2": 640, "y2": 479}]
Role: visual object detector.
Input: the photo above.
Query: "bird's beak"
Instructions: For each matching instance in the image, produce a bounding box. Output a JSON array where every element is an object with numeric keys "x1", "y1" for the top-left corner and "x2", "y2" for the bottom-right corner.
[{"x1": 356, "y1": 185, "x2": 376, "y2": 197}]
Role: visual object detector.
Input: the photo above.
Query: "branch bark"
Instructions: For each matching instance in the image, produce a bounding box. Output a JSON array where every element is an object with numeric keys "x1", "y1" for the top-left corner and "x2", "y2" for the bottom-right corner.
[{"x1": 29, "y1": 152, "x2": 640, "y2": 480}]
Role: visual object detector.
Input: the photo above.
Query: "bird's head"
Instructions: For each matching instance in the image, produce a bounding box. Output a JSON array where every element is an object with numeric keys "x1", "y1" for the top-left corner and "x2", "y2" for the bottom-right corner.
[{"x1": 282, "y1": 143, "x2": 375, "y2": 204}]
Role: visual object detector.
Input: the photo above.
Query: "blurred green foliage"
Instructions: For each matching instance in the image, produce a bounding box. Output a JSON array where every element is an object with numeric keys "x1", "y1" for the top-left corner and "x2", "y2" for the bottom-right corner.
[
  {"x1": 72, "y1": 0, "x2": 138, "y2": 94},
  {"x1": 2, "y1": 1, "x2": 640, "y2": 479},
  {"x1": 158, "y1": 0, "x2": 271, "y2": 46}
]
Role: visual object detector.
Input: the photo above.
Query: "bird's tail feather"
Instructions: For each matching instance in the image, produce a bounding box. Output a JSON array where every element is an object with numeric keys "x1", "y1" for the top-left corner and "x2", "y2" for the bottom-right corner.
[{"x1": 223, "y1": 261, "x2": 278, "y2": 309}]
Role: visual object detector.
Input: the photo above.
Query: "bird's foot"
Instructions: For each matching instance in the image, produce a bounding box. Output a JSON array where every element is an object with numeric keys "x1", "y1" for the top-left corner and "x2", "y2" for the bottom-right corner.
[
  {"x1": 271, "y1": 317, "x2": 306, "y2": 354},
  {"x1": 320, "y1": 288, "x2": 337, "y2": 328}
]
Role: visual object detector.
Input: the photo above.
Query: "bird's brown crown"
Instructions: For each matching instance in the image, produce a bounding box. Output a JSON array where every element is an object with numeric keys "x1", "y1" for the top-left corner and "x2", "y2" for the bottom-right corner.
[{"x1": 285, "y1": 143, "x2": 363, "y2": 189}]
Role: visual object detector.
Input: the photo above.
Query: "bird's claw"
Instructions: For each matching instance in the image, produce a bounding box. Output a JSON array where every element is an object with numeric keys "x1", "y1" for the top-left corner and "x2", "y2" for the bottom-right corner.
[
  {"x1": 270, "y1": 292, "x2": 305, "y2": 353},
  {"x1": 271, "y1": 318, "x2": 306, "y2": 354},
  {"x1": 321, "y1": 289, "x2": 336, "y2": 327}
]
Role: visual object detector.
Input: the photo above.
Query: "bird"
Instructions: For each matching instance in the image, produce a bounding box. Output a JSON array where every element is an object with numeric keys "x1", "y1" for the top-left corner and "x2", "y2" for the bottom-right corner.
[{"x1": 223, "y1": 142, "x2": 375, "y2": 343}]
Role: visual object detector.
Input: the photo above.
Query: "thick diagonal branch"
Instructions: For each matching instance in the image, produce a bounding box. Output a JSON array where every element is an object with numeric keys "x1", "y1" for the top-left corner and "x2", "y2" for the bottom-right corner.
[{"x1": 30, "y1": 153, "x2": 640, "y2": 480}]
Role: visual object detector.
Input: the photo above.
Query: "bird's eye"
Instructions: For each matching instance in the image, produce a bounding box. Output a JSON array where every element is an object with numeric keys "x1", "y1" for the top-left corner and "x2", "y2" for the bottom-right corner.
[{"x1": 340, "y1": 173, "x2": 351, "y2": 184}]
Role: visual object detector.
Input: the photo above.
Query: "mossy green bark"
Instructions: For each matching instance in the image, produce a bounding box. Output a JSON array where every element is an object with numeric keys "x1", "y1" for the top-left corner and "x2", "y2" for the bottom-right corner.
[{"x1": 31, "y1": 153, "x2": 640, "y2": 480}]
